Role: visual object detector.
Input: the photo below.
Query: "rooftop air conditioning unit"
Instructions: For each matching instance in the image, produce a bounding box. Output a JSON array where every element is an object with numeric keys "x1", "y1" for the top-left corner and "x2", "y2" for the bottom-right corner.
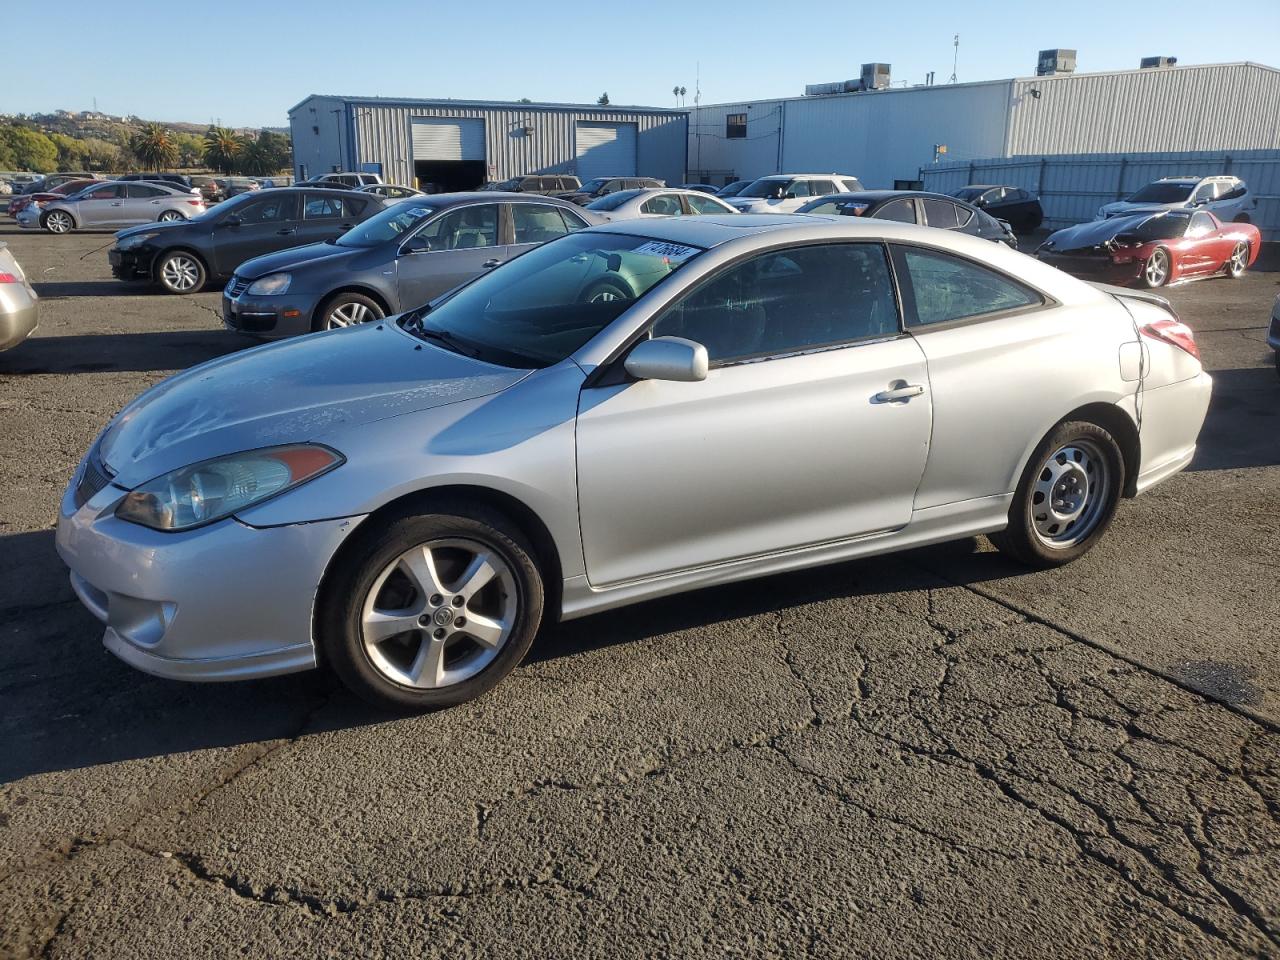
[
  {"x1": 1140, "y1": 56, "x2": 1178, "y2": 68},
  {"x1": 860, "y1": 63, "x2": 891, "y2": 90},
  {"x1": 1036, "y1": 49, "x2": 1077, "y2": 76}
]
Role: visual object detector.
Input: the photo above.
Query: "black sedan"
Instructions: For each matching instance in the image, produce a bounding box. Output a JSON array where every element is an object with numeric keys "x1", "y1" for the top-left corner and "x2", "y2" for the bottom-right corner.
[
  {"x1": 795, "y1": 191, "x2": 1018, "y2": 248},
  {"x1": 109, "y1": 188, "x2": 388, "y2": 294},
  {"x1": 951, "y1": 185, "x2": 1043, "y2": 233},
  {"x1": 222, "y1": 193, "x2": 598, "y2": 338}
]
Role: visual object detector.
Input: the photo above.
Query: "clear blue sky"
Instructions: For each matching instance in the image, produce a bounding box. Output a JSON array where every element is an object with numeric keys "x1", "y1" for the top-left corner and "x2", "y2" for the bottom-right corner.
[{"x1": 4, "y1": 0, "x2": 1278, "y2": 128}]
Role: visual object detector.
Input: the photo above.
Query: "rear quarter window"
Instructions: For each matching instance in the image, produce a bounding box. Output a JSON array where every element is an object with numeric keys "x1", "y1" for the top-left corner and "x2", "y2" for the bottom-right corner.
[{"x1": 894, "y1": 245, "x2": 1042, "y2": 327}]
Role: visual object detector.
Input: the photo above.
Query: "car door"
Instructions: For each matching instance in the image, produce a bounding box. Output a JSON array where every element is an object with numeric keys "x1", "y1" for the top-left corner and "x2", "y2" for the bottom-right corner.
[
  {"x1": 507, "y1": 201, "x2": 575, "y2": 259},
  {"x1": 574, "y1": 241, "x2": 931, "y2": 586},
  {"x1": 76, "y1": 182, "x2": 126, "y2": 226},
  {"x1": 395, "y1": 202, "x2": 504, "y2": 311},
  {"x1": 123, "y1": 183, "x2": 173, "y2": 225},
  {"x1": 297, "y1": 193, "x2": 359, "y2": 244},
  {"x1": 1182, "y1": 211, "x2": 1228, "y2": 275},
  {"x1": 211, "y1": 192, "x2": 300, "y2": 275},
  {"x1": 870, "y1": 197, "x2": 918, "y2": 224}
]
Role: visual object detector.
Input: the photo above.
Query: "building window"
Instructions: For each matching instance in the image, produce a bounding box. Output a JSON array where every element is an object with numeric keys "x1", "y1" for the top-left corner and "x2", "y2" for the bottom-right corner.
[{"x1": 726, "y1": 113, "x2": 747, "y2": 139}]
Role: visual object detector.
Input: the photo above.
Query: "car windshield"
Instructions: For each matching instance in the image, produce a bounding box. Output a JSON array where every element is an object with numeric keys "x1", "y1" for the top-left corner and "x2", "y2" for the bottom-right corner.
[
  {"x1": 585, "y1": 189, "x2": 643, "y2": 212},
  {"x1": 717, "y1": 182, "x2": 749, "y2": 197},
  {"x1": 336, "y1": 202, "x2": 434, "y2": 248},
  {"x1": 481, "y1": 179, "x2": 521, "y2": 191},
  {"x1": 578, "y1": 178, "x2": 613, "y2": 194},
  {"x1": 1122, "y1": 213, "x2": 1190, "y2": 241},
  {"x1": 400, "y1": 232, "x2": 704, "y2": 368},
  {"x1": 1128, "y1": 182, "x2": 1194, "y2": 203},
  {"x1": 952, "y1": 188, "x2": 985, "y2": 201},
  {"x1": 739, "y1": 179, "x2": 788, "y2": 198}
]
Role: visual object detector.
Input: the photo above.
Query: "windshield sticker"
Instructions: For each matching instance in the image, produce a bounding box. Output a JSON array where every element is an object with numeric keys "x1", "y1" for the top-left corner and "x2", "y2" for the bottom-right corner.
[
  {"x1": 405, "y1": 207, "x2": 433, "y2": 219},
  {"x1": 633, "y1": 241, "x2": 700, "y2": 262}
]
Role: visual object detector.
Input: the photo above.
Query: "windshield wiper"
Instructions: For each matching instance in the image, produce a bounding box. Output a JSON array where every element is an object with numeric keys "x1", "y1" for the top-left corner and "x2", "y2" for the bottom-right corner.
[{"x1": 416, "y1": 325, "x2": 480, "y2": 358}]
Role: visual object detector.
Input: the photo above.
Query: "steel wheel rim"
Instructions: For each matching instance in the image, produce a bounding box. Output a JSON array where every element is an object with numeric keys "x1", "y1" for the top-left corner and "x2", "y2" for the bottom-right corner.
[
  {"x1": 328, "y1": 301, "x2": 377, "y2": 328},
  {"x1": 1230, "y1": 243, "x2": 1247, "y2": 275},
  {"x1": 47, "y1": 212, "x2": 71, "y2": 233},
  {"x1": 1030, "y1": 439, "x2": 1111, "y2": 549},
  {"x1": 161, "y1": 256, "x2": 200, "y2": 292},
  {"x1": 360, "y1": 538, "x2": 518, "y2": 689},
  {"x1": 1145, "y1": 250, "x2": 1167, "y2": 286}
]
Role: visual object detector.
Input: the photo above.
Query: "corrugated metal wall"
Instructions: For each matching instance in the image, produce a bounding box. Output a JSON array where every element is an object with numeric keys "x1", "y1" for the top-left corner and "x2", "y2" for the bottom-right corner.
[
  {"x1": 919, "y1": 149, "x2": 1280, "y2": 239},
  {"x1": 688, "y1": 100, "x2": 787, "y2": 185},
  {"x1": 333, "y1": 101, "x2": 686, "y2": 187},
  {"x1": 288, "y1": 96, "x2": 345, "y2": 180},
  {"x1": 1009, "y1": 64, "x2": 1280, "y2": 156}
]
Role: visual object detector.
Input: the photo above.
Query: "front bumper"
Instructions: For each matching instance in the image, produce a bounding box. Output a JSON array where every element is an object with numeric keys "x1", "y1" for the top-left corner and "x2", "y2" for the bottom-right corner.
[
  {"x1": 1036, "y1": 252, "x2": 1144, "y2": 285},
  {"x1": 222, "y1": 288, "x2": 317, "y2": 339},
  {"x1": 0, "y1": 293, "x2": 38, "y2": 351},
  {"x1": 108, "y1": 247, "x2": 154, "y2": 281},
  {"x1": 56, "y1": 463, "x2": 364, "y2": 682}
]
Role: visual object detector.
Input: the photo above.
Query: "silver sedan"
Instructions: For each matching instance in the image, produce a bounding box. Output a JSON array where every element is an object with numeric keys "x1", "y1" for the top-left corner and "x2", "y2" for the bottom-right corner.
[
  {"x1": 0, "y1": 241, "x2": 38, "y2": 350},
  {"x1": 585, "y1": 187, "x2": 739, "y2": 220},
  {"x1": 27, "y1": 181, "x2": 206, "y2": 233},
  {"x1": 57, "y1": 216, "x2": 1212, "y2": 710}
]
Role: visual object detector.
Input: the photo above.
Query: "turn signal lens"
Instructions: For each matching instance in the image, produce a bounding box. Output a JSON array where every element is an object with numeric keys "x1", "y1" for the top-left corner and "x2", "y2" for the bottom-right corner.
[{"x1": 1140, "y1": 319, "x2": 1200, "y2": 361}]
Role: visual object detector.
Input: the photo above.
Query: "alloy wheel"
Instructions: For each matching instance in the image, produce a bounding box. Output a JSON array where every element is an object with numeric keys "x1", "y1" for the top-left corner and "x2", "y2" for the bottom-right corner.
[
  {"x1": 360, "y1": 538, "x2": 518, "y2": 689},
  {"x1": 46, "y1": 211, "x2": 72, "y2": 234},
  {"x1": 1228, "y1": 243, "x2": 1248, "y2": 278},
  {"x1": 1029, "y1": 440, "x2": 1112, "y2": 549},
  {"x1": 327, "y1": 301, "x2": 379, "y2": 328},
  {"x1": 160, "y1": 255, "x2": 200, "y2": 292},
  {"x1": 158, "y1": 211, "x2": 185, "y2": 222},
  {"x1": 1144, "y1": 249, "x2": 1168, "y2": 286}
]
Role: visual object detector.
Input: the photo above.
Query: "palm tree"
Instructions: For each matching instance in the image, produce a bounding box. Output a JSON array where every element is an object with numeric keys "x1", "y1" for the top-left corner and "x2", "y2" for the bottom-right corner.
[
  {"x1": 129, "y1": 122, "x2": 178, "y2": 172},
  {"x1": 203, "y1": 126, "x2": 244, "y2": 174}
]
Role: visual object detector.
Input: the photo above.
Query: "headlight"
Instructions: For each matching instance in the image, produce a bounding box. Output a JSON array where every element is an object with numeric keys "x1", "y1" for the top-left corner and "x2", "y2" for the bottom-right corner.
[
  {"x1": 246, "y1": 272, "x2": 291, "y2": 295},
  {"x1": 115, "y1": 444, "x2": 343, "y2": 531},
  {"x1": 116, "y1": 232, "x2": 159, "y2": 251}
]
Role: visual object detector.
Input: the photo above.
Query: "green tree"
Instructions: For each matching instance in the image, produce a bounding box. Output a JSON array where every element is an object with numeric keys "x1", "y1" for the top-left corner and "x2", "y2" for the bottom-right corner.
[
  {"x1": 236, "y1": 130, "x2": 291, "y2": 175},
  {"x1": 130, "y1": 122, "x2": 178, "y2": 171},
  {"x1": 175, "y1": 132, "x2": 206, "y2": 168},
  {"x1": 49, "y1": 133, "x2": 86, "y2": 170},
  {"x1": 0, "y1": 125, "x2": 58, "y2": 171},
  {"x1": 81, "y1": 138, "x2": 123, "y2": 172},
  {"x1": 203, "y1": 126, "x2": 244, "y2": 174},
  {"x1": 597, "y1": 92, "x2": 610, "y2": 105}
]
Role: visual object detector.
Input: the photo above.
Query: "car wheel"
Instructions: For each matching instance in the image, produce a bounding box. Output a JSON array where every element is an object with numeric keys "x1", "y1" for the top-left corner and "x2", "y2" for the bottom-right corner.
[
  {"x1": 990, "y1": 420, "x2": 1125, "y2": 569},
  {"x1": 316, "y1": 292, "x2": 384, "y2": 331},
  {"x1": 1232, "y1": 214, "x2": 1252, "y2": 224},
  {"x1": 156, "y1": 251, "x2": 207, "y2": 294},
  {"x1": 1226, "y1": 242, "x2": 1249, "y2": 279},
  {"x1": 580, "y1": 278, "x2": 632, "y2": 303},
  {"x1": 318, "y1": 502, "x2": 545, "y2": 711},
  {"x1": 158, "y1": 210, "x2": 186, "y2": 223},
  {"x1": 1140, "y1": 247, "x2": 1170, "y2": 288},
  {"x1": 43, "y1": 210, "x2": 74, "y2": 234}
]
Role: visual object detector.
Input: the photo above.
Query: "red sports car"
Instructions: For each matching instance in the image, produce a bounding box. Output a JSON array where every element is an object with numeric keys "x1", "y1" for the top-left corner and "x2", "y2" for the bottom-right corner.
[
  {"x1": 1036, "y1": 209, "x2": 1260, "y2": 288},
  {"x1": 6, "y1": 179, "x2": 99, "y2": 219}
]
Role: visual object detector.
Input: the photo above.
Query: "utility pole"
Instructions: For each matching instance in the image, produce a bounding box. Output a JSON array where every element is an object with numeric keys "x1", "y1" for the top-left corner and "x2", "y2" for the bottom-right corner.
[
  {"x1": 950, "y1": 35, "x2": 959, "y2": 83},
  {"x1": 695, "y1": 62, "x2": 701, "y2": 176}
]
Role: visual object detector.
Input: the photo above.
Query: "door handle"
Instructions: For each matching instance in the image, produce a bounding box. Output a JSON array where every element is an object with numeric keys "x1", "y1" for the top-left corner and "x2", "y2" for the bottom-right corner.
[
  {"x1": 873, "y1": 382, "x2": 926, "y2": 404},
  {"x1": 110, "y1": 202, "x2": 123, "y2": 206},
  {"x1": 340, "y1": 223, "x2": 353, "y2": 229},
  {"x1": 277, "y1": 227, "x2": 296, "y2": 235},
  {"x1": 481, "y1": 258, "x2": 503, "y2": 269}
]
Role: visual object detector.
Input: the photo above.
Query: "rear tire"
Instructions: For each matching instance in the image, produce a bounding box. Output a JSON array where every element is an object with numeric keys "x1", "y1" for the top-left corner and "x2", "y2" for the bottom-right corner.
[
  {"x1": 318, "y1": 501, "x2": 545, "y2": 711},
  {"x1": 990, "y1": 420, "x2": 1125, "y2": 569},
  {"x1": 315, "y1": 292, "x2": 384, "y2": 331},
  {"x1": 158, "y1": 210, "x2": 186, "y2": 223},
  {"x1": 155, "y1": 251, "x2": 207, "y2": 294}
]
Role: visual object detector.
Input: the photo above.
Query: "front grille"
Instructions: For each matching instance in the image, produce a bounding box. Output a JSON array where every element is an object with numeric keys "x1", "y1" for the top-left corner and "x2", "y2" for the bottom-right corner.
[
  {"x1": 75, "y1": 451, "x2": 115, "y2": 507},
  {"x1": 225, "y1": 276, "x2": 249, "y2": 298}
]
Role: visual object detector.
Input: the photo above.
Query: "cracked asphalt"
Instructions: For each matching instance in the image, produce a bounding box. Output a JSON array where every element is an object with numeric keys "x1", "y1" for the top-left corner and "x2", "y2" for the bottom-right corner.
[{"x1": 1, "y1": 223, "x2": 1277, "y2": 958}]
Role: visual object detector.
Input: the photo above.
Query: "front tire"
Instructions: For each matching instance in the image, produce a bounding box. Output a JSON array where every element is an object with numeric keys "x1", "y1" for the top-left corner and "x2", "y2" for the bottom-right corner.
[
  {"x1": 990, "y1": 420, "x2": 1125, "y2": 568},
  {"x1": 1226, "y1": 242, "x2": 1249, "y2": 279},
  {"x1": 318, "y1": 502, "x2": 545, "y2": 711},
  {"x1": 43, "y1": 210, "x2": 74, "y2": 234},
  {"x1": 155, "y1": 251, "x2": 207, "y2": 294},
  {"x1": 315, "y1": 292, "x2": 384, "y2": 331},
  {"x1": 1140, "y1": 247, "x2": 1170, "y2": 288}
]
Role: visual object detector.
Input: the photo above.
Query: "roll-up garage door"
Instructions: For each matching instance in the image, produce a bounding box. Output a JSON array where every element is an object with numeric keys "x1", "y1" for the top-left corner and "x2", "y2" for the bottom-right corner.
[
  {"x1": 411, "y1": 118, "x2": 486, "y2": 161},
  {"x1": 574, "y1": 121, "x2": 637, "y2": 180}
]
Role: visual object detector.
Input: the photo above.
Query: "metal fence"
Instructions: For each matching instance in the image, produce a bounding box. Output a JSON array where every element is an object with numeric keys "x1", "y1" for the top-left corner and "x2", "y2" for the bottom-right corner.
[{"x1": 918, "y1": 149, "x2": 1280, "y2": 240}]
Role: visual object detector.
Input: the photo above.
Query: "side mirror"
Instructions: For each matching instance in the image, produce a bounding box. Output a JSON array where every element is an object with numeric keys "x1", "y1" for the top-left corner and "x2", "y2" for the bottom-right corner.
[
  {"x1": 974, "y1": 197, "x2": 988, "y2": 207},
  {"x1": 401, "y1": 234, "x2": 432, "y2": 254},
  {"x1": 624, "y1": 336, "x2": 708, "y2": 383},
  {"x1": 221, "y1": 214, "x2": 242, "y2": 228}
]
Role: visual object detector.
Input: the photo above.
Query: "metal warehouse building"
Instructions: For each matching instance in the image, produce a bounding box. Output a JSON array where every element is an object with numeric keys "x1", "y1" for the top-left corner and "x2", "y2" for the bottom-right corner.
[
  {"x1": 289, "y1": 95, "x2": 688, "y2": 191},
  {"x1": 687, "y1": 61, "x2": 1280, "y2": 190}
]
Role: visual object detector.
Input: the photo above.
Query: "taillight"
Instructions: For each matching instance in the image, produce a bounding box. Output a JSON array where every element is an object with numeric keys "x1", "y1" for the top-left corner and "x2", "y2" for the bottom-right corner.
[
  {"x1": 186, "y1": 200, "x2": 203, "y2": 206},
  {"x1": 0, "y1": 273, "x2": 18, "y2": 283},
  {"x1": 1141, "y1": 318, "x2": 1200, "y2": 361}
]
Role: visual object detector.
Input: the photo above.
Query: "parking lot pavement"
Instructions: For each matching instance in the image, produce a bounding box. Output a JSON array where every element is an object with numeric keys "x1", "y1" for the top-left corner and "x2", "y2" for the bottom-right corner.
[{"x1": 1, "y1": 224, "x2": 1277, "y2": 958}]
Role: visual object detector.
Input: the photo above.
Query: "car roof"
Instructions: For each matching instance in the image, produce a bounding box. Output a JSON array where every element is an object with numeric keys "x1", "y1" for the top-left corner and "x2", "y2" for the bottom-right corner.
[
  {"x1": 755, "y1": 173, "x2": 856, "y2": 180},
  {"x1": 409, "y1": 191, "x2": 581, "y2": 208},
  {"x1": 807, "y1": 190, "x2": 975, "y2": 205}
]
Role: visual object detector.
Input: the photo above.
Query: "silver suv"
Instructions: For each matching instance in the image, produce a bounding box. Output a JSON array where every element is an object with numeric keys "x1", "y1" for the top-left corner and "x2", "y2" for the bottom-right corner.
[
  {"x1": 313, "y1": 172, "x2": 385, "y2": 189},
  {"x1": 1097, "y1": 176, "x2": 1257, "y2": 223},
  {"x1": 726, "y1": 174, "x2": 864, "y2": 214}
]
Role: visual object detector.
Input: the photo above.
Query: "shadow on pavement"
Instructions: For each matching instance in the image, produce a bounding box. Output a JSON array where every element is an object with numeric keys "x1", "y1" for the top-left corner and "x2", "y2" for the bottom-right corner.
[
  {"x1": 32, "y1": 280, "x2": 147, "y2": 298},
  {"x1": 0, "y1": 329, "x2": 254, "y2": 375},
  {"x1": 1188, "y1": 366, "x2": 1280, "y2": 471}
]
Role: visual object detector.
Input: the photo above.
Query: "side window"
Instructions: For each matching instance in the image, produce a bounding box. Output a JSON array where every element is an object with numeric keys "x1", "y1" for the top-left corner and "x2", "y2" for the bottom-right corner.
[
  {"x1": 953, "y1": 203, "x2": 974, "y2": 227},
  {"x1": 346, "y1": 197, "x2": 368, "y2": 215},
  {"x1": 1188, "y1": 211, "x2": 1216, "y2": 235},
  {"x1": 897, "y1": 246, "x2": 1041, "y2": 327},
  {"x1": 303, "y1": 195, "x2": 350, "y2": 219},
  {"x1": 651, "y1": 243, "x2": 900, "y2": 364},
  {"x1": 85, "y1": 183, "x2": 125, "y2": 200},
  {"x1": 1191, "y1": 182, "x2": 1215, "y2": 203},
  {"x1": 687, "y1": 194, "x2": 729, "y2": 215},
  {"x1": 236, "y1": 195, "x2": 296, "y2": 223},
  {"x1": 641, "y1": 194, "x2": 684, "y2": 216},
  {"x1": 921, "y1": 199, "x2": 961, "y2": 229},
  {"x1": 785, "y1": 180, "x2": 812, "y2": 198},
  {"x1": 800, "y1": 200, "x2": 843, "y2": 217},
  {"x1": 839, "y1": 178, "x2": 864, "y2": 192},
  {"x1": 874, "y1": 198, "x2": 916, "y2": 223},
  {"x1": 558, "y1": 207, "x2": 588, "y2": 232},
  {"x1": 809, "y1": 180, "x2": 837, "y2": 196},
  {"x1": 512, "y1": 203, "x2": 571, "y2": 244},
  {"x1": 127, "y1": 184, "x2": 167, "y2": 198},
  {"x1": 420, "y1": 204, "x2": 499, "y2": 250}
]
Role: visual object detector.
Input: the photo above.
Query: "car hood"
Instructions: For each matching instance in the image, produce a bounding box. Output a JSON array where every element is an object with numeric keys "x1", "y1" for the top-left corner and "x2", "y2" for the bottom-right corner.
[
  {"x1": 114, "y1": 220, "x2": 197, "y2": 241},
  {"x1": 97, "y1": 322, "x2": 531, "y2": 487},
  {"x1": 235, "y1": 242, "x2": 357, "y2": 279},
  {"x1": 1043, "y1": 214, "x2": 1153, "y2": 250},
  {"x1": 1100, "y1": 200, "x2": 1178, "y2": 217}
]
